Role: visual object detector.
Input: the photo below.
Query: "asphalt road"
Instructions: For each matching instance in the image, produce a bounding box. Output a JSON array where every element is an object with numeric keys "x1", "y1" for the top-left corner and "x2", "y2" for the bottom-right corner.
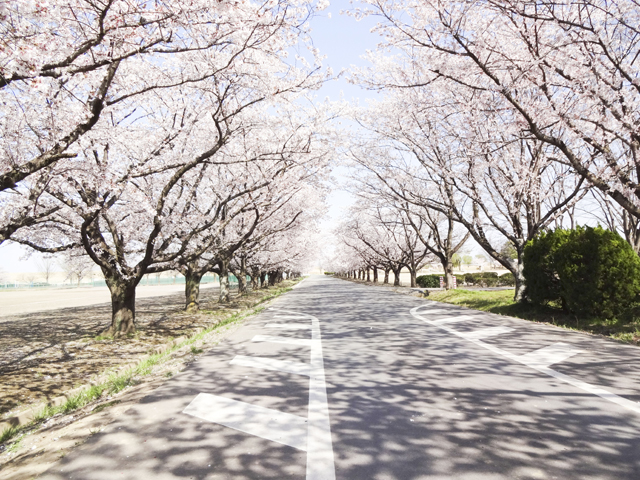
[{"x1": 40, "y1": 275, "x2": 640, "y2": 480}]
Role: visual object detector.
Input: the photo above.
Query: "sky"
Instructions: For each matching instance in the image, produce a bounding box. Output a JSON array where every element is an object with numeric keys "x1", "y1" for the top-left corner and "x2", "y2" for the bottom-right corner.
[{"x1": 0, "y1": 0, "x2": 382, "y2": 273}]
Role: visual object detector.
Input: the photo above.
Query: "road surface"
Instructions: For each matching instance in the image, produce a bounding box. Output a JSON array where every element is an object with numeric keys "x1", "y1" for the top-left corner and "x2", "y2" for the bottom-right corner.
[{"x1": 40, "y1": 275, "x2": 640, "y2": 479}]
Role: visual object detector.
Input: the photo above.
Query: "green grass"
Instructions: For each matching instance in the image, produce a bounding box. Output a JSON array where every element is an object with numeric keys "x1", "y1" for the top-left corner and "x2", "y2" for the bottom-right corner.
[
  {"x1": 0, "y1": 284, "x2": 295, "y2": 448},
  {"x1": 429, "y1": 289, "x2": 640, "y2": 342}
]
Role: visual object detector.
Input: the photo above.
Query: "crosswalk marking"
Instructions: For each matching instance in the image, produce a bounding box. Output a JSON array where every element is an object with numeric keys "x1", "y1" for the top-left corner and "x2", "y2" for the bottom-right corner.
[
  {"x1": 519, "y1": 343, "x2": 583, "y2": 368},
  {"x1": 230, "y1": 355, "x2": 311, "y2": 376},
  {"x1": 183, "y1": 393, "x2": 308, "y2": 451}
]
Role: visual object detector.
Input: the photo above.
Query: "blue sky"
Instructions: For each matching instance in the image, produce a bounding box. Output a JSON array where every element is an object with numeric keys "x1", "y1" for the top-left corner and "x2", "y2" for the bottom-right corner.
[{"x1": 0, "y1": 0, "x2": 381, "y2": 273}]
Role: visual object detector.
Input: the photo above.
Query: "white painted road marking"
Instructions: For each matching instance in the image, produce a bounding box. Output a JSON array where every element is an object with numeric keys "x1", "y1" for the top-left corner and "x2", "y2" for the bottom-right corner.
[
  {"x1": 230, "y1": 355, "x2": 311, "y2": 376},
  {"x1": 411, "y1": 305, "x2": 640, "y2": 415},
  {"x1": 431, "y1": 315, "x2": 478, "y2": 326},
  {"x1": 520, "y1": 343, "x2": 583, "y2": 368},
  {"x1": 252, "y1": 334, "x2": 315, "y2": 346},
  {"x1": 265, "y1": 323, "x2": 312, "y2": 330},
  {"x1": 273, "y1": 308, "x2": 336, "y2": 480},
  {"x1": 183, "y1": 393, "x2": 308, "y2": 451},
  {"x1": 460, "y1": 326, "x2": 515, "y2": 340}
]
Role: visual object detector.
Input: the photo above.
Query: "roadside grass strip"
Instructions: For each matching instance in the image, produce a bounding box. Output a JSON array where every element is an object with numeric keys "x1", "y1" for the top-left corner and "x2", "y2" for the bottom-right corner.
[{"x1": 0, "y1": 284, "x2": 295, "y2": 449}]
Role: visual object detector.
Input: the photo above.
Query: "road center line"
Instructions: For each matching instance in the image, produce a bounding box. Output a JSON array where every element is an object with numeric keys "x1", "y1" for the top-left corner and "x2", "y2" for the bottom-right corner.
[
  {"x1": 272, "y1": 308, "x2": 336, "y2": 480},
  {"x1": 411, "y1": 305, "x2": 640, "y2": 415}
]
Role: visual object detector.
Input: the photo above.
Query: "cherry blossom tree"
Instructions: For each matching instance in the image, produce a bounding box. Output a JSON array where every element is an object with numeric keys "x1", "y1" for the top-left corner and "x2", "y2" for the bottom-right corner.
[
  {"x1": 0, "y1": 0, "x2": 328, "y2": 246},
  {"x1": 353, "y1": 0, "x2": 640, "y2": 224}
]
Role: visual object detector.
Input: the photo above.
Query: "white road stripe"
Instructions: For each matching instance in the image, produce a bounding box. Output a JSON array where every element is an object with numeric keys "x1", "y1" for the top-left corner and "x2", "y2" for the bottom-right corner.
[
  {"x1": 252, "y1": 335, "x2": 315, "y2": 346},
  {"x1": 230, "y1": 355, "x2": 311, "y2": 376},
  {"x1": 431, "y1": 315, "x2": 478, "y2": 326},
  {"x1": 520, "y1": 343, "x2": 583, "y2": 368},
  {"x1": 182, "y1": 393, "x2": 308, "y2": 451},
  {"x1": 460, "y1": 326, "x2": 515, "y2": 339},
  {"x1": 265, "y1": 323, "x2": 311, "y2": 330},
  {"x1": 411, "y1": 305, "x2": 640, "y2": 415},
  {"x1": 273, "y1": 308, "x2": 336, "y2": 480}
]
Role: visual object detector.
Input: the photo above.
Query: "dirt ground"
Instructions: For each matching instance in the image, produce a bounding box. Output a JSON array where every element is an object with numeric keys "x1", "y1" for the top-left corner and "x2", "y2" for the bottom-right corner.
[{"x1": 0, "y1": 283, "x2": 287, "y2": 419}]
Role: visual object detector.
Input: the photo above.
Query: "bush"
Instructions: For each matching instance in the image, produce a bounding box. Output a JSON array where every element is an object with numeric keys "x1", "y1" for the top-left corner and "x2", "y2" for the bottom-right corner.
[
  {"x1": 524, "y1": 226, "x2": 640, "y2": 318},
  {"x1": 416, "y1": 274, "x2": 441, "y2": 288},
  {"x1": 523, "y1": 229, "x2": 568, "y2": 305},
  {"x1": 464, "y1": 273, "x2": 476, "y2": 285},
  {"x1": 556, "y1": 226, "x2": 640, "y2": 318},
  {"x1": 498, "y1": 272, "x2": 515, "y2": 287}
]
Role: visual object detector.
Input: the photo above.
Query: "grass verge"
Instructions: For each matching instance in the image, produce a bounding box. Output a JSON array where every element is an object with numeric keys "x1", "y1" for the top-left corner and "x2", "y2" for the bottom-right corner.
[
  {"x1": 429, "y1": 289, "x2": 640, "y2": 344},
  {"x1": 0, "y1": 283, "x2": 295, "y2": 448}
]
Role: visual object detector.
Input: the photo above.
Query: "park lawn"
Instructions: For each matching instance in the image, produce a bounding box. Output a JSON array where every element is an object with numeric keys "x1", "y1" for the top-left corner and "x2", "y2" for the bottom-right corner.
[{"x1": 428, "y1": 289, "x2": 640, "y2": 345}]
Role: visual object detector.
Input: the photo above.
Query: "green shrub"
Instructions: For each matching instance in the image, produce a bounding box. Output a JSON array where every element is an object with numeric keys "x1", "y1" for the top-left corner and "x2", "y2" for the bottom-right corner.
[
  {"x1": 524, "y1": 226, "x2": 640, "y2": 319},
  {"x1": 464, "y1": 273, "x2": 476, "y2": 285},
  {"x1": 498, "y1": 272, "x2": 515, "y2": 287},
  {"x1": 482, "y1": 271, "x2": 499, "y2": 279},
  {"x1": 416, "y1": 274, "x2": 441, "y2": 288},
  {"x1": 523, "y1": 229, "x2": 569, "y2": 305},
  {"x1": 556, "y1": 226, "x2": 640, "y2": 318}
]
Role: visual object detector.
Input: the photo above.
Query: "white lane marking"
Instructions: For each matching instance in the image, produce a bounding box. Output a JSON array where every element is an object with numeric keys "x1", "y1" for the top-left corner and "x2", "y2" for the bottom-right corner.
[
  {"x1": 265, "y1": 323, "x2": 311, "y2": 330},
  {"x1": 272, "y1": 308, "x2": 336, "y2": 480},
  {"x1": 460, "y1": 326, "x2": 515, "y2": 340},
  {"x1": 411, "y1": 305, "x2": 640, "y2": 415},
  {"x1": 183, "y1": 393, "x2": 308, "y2": 451},
  {"x1": 230, "y1": 355, "x2": 311, "y2": 376},
  {"x1": 431, "y1": 315, "x2": 478, "y2": 326},
  {"x1": 520, "y1": 343, "x2": 584, "y2": 368},
  {"x1": 252, "y1": 334, "x2": 315, "y2": 346}
]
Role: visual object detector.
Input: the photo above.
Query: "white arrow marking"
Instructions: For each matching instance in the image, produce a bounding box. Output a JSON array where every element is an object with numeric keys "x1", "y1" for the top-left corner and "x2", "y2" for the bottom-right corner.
[
  {"x1": 183, "y1": 393, "x2": 308, "y2": 451},
  {"x1": 230, "y1": 355, "x2": 311, "y2": 376}
]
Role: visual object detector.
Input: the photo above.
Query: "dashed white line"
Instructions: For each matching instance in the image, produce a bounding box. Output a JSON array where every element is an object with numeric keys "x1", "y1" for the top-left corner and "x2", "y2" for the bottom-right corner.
[
  {"x1": 230, "y1": 355, "x2": 311, "y2": 376},
  {"x1": 520, "y1": 343, "x2": 583, "y2": 368},
  {"x1": 460, "y1": 326, "x2": 515, "y2": 340},
  {"x1": 265, "y1": 323, "x2": 312, "y2": 330},
  {"x1": 252, "y1": 334, "x2": 315, "y2": 346},
  {"x1": 183, "y1": 393, "x2": 308, "y2": 451}
]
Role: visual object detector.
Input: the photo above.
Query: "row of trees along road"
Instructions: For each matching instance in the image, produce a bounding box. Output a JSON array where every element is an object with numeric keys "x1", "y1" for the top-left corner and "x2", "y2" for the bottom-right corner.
[
  {"x1": 329, "y1": 0, "x2": 640, "y2": 302},
  {"x1": 0, "y1": 1, "x2": 333, "y2": 336}
]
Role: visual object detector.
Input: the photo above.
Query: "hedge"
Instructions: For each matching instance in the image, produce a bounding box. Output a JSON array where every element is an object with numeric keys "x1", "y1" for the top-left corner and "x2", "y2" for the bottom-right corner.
[{"x1": 523, "y1": 226, "x2": 640, "y2": 318}]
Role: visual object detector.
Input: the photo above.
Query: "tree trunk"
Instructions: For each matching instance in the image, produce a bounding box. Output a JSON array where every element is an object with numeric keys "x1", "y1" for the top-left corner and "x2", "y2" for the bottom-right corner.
[
  {"x1": 103, "y1": 277, "x2": 137, "y2": 336},
  {"x1": 514, "y1": 257, "x2": 526, "y2": 302},
  {"x1": 366, "y1": 268, "x2": 371, "y2": 282},
  {"x1": 444, "y1": 261, "x2": 455, "y2": 289},
  {"x1": 373, "y1": 267, "x2": 378, "y2": 283},
  {"x1": 393, "y1": 267, "x2": 401, "y2": 286},
  {"x1": 260, "y1": 272, "x2": 267, "y2": 288},
  {"x1": 409, "y1": 267, "x2": 417, "y2": 288},
  {"x1": 219, "y1": 260, "x2": 230, "y2": 303},
  {"x1": 184, "y1": 269, "x2": 203, "y2": 313},
  {"x1": 384, "y1": 268, "x2": 390, "y2": 284}
]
